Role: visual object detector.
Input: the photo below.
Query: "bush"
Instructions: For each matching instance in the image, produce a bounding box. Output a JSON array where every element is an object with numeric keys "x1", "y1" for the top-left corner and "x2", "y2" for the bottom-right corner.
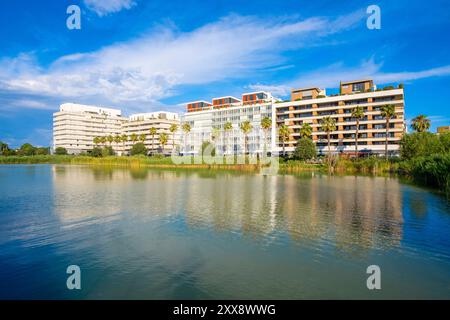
[
  {"x1": 403, "y1": 153, "x2": 450, "y2": 194},
  {"x1": 439, "y1": 132, "x2": 450, "y2": 153},
  {"x1": 90, "y1": 147, "x2": 103, "y2": 157},
  {"x1": 17, "y1": 143, "x2": 35, "y2": 156},
  {"x1": 400, "y1": 132, "x2": 442, "y2": 160},
  {"x1": 101, "y1": 146, "x2": 115, "y2": 157},
  {"x1": 54, "y1": 147, "x2": 68, "y2": 155},
  {"x1": 130, "y1": 143, "x2": 147, "y2": 156},
  {"x1": 293, "y1": 138, "x2": 316, "y2": 161},
  {"x1": 35, "y1": 147, "x2": 50, "y2": 155}
]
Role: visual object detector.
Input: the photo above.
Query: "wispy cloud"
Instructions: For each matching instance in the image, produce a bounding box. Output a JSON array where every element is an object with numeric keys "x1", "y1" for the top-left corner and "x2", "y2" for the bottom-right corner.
[
  {"x1": 0, "y1": 12, "x2": 364, "y2": 113},
  {"x1": 83, "y1": 0, "x2": 136, "y2": 16}
]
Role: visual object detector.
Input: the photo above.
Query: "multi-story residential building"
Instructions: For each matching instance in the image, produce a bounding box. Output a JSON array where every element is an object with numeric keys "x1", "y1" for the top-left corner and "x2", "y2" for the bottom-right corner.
[
  {"x1": 54, "y1": 79, "x2": 406, "y2": 157},
  {"x1": 121, "y1": 111, "x2": 180, "y2": 155},
  {"x1": 53, "y1": 103, "x2": 127, "y2": 154},
  {"x1": 182, "y1": 91, "x2": 277, "y2": 155},
  {"x1": 53, "y1": 105, "x2": 180, "y2": 155},
  {"x1": 274, "y1": 80, "x2": 406, "y2": 155},
  {"x1": 437, "y1": 126, "x2": 450, "y2": 134}
]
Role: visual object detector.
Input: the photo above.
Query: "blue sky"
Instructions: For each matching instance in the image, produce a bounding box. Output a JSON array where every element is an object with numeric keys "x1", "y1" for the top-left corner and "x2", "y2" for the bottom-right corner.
[{"x1": 1, "y1": 0, "x2": 450, "y2": 147}]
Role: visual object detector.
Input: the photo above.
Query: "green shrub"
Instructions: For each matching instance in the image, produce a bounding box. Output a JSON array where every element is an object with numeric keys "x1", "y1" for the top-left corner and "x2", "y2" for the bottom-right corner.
[
  {"x1": 293, "y1": 138, "x2": 316, "y2": 161},
  {"x1": 54, "y1": 147, "x2": 68, "y2": 155},
  {"x1": 130, "y1": 143, "x2": 147, "y2": 156},
  {"x1": 17, "y1": 143, "x2": 35, "y2": 156},
  {"x1": 439, "y1": 132, "x2": 450, "y2": 153},
  {"x1": 102, "y1": 146, "x2": 115, "y2": 157},
  {"x1": 402, "y1": 153, "x2": 450, "y2": 194},
  {"x1": 400, "y1": 132, "x2": 442, "y2": 160},
  {"x1": 90, "y1": 147, "x2": 103, "y2": 157},
  {"x1": 35, "y1": 147, "x2": 50, "y2": 155}
]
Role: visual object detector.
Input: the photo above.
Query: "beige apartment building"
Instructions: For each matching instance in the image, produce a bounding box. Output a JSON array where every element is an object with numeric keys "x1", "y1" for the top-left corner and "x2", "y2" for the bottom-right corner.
[
  {"x1": 274, "y1": 80, "x2": 406, "y2": 155},
  {"x1": 122, "y1": 111, "x2": 180, "y2": 155},
  {"x1": 53, "y1": 104, "x2": 180, "y2": 155},
  {"x1": 53, "y1": 103, "x2": 127, "y2": 155}
]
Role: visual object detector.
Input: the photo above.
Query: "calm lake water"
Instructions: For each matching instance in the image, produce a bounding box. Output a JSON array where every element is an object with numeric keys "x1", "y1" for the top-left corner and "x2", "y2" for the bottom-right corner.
[{"x1": 0, "y1": 164, "x2": 449, "y2": 299}]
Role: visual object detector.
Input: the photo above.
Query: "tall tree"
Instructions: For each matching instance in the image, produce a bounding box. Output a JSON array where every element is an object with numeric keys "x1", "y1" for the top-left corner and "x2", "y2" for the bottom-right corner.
[
  {"x1": 380, "y1": 104, "x2": 396, "y2": 159},
  {"x1": 139, "y1": 133, "x2": 146, "y2": 144},
  {"x1": 159, "y1": 132, "x2": 168, "y2": 154},
  {"x1": 411, "y1": 115, "x2": 431, "y2": 133},
  {"x1": 299, "y1": 123, "x2": 313, "y2": 139},
  {"x1": 320, "y1": 116, "x2": 336, "y2": 161},
  {"x1": 107, "y1": 135, "x2": 114, "y2": 146},
  {"x1": 93, "y1": 136, "x2": 101, "y2": 147},
  {"x1": 278, "y1": 124, "x2": 290, "y2": 157},
  {"x1": 261, "y1": 116, "x2": 272, "y2": 156},
  {"x1": 120, "y1": 134, "x2": 128, "y2": 155},
  {"x1": 100, "y1": 136, "x2": 107, "y2": 147},
  {"x1": 223, "y1": 121, "x2": 233, "y2": 155},
  {"x1": 240, "y1": 120, "x2": 253, "y2": 156},
  {"x1": 149, "y1": 127, "x2": 157, "y2": 155},
  {"x1": 130, "y1": 133, "x2": 138, "y2": 145},
  {"x1": 169, "y1": 123, "x2": 179, "y2": 152},
  {"x1": 182, "y1": 123, "x2": 191, "y2": 154},
  {"x1": 351, "y1": 106, "x2": 365, "y2": 156}
]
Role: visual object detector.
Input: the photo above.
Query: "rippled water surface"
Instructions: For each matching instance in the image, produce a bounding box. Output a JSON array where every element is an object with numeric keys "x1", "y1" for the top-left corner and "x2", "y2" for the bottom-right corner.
[{"x1": 0, "y1": 164, "x2": 449, "y2": 299}]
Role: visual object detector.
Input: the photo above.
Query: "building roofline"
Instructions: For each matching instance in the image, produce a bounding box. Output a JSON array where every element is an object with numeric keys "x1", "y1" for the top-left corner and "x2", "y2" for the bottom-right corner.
[
  {"x1": 212, "y1": 96, "x2": 241, "y2": 101},
  {"x1": 340, "y1": 79, "x2": 374, "y2": 85},
  {"x1": 291, "y1": 87, "x2": 321, "y2": 92},
  {"x1": 184, "y1": 100, "x2": 212, "y2": 105},
  {"x1": 241, "y1": 91, "x2": 271, "y2": 96}
]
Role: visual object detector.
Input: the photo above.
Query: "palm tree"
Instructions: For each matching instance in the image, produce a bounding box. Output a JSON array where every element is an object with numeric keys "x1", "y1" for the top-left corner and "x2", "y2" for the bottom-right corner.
[
  {"x1": 320, "y1": 116, "x2": 336, "y2": 160},
  {"x1": 159, "y1": 132, "x2": 168, "y2": 154},
  {"x1": 130, "y1": 133, "x2": 138, "y2": 145},
  {"x1": 120, "y1": 134, "x2": 128, "y2": 155},
  {"x1": 299, "y1": 123, "x2": 313, "y2": 139},
  {"x1": 278, "y1": 124, "x2": 290, "y2": 157},
  {"x1": 114, "y1": 135, "x2": 121, "y2": 153},
  {"x1": 169, "y1": 123, "x2": 179, "y2": 152},
  {"x1": 351, "y1": 106, "x2": 365, "y2": 156},
  {"x1": 239, "y1": 120, "x2": 253, "y2": 155},
  {"x1": 107, "y1": 135, "x2": 114, "y2": 146},
  {"x1": 182, "y1": 123, "x2": 191, "y2": 154},
  {"x1": 261, "y1": 116, "x2": 272, "y2": 156},
  {"x1": 149, "y1": 127, "x2": 157, "y2": 155},
  {"x1": 380, "y1": 104, "x2": 396, "y2": 159},
  {"x1": 100, "y1": 136, "x2": 107, "y2": 147},
  {"x1": 211, "y1": 126, "x2": 220, "y2": 144},
  {"x1": 223, "y1": 121, "x2": 233, "y2": 155},
  {"x1": 139, "y1": 133, "x2": 146, "y2": 144},
  {"x1": 411, "y1": 115, "x2": 430, "y2": 133},
  {"x1": 93, "y1": 136, "x2": 101, "y2": 147}
]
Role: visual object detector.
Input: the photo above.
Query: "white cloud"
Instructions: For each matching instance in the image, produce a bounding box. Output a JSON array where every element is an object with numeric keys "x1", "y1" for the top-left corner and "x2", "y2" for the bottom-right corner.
[
  {"x1": 83, "y1": 0, "x2": 136, "y2": 16},
  {"x1": 0, "y1": 12, "x2": 364, "y2": 113}
]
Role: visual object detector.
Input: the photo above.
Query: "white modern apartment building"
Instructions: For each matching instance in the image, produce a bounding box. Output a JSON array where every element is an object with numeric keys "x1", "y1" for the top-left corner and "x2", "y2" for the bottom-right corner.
[
  {"x1": 53, "y1": 103, "x2": 127, "y2": 154},
  {"x1": 122, "y1": 111, "x2": 180, "y2": 155},
  {"x1": 53, "y1": 104, "x2": 180, "y2": 155},
  {"x1": 181, "y1": 79, "x2": 406, "y2": 156},
  {"x1": 182, "y1": 92, "x2": 277, "y2": 155}
]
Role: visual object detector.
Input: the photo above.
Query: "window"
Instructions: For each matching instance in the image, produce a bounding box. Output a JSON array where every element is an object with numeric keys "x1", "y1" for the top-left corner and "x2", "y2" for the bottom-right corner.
[{"x1": 353, "y1": 83, "x2": 364, "y2": 92}]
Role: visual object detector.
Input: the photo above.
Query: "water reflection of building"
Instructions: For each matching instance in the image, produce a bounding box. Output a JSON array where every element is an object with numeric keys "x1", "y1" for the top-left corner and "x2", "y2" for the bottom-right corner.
[
  {"x1": 278, "y1": 175, "x2": 403, "y2": 252},
  {"x1": 183, "y1": 173, "x2": 403, "y2": 252},
  {"x1": 52, "y1": 166, "x2": 403, "y2": 253},
  {"x1": 51, "y1": 166, "x2": 183, "y2": 227}
]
